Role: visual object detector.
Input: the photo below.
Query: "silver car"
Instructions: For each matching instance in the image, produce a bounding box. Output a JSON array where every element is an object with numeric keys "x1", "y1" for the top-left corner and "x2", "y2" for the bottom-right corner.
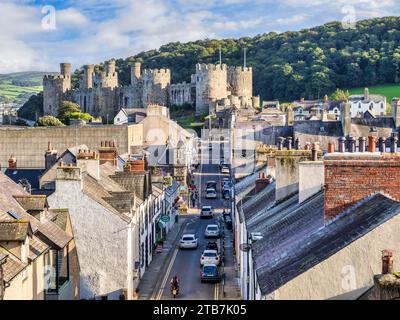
[
  {"x1": 200, "y1": 250, "x2": 221, "y2": 266},
  {"x1": 205, "y1": 188, "x2": 217, "y2": 199},
  {"x1": 205, "y1": 224, "x2": 220, "y2": 238}
]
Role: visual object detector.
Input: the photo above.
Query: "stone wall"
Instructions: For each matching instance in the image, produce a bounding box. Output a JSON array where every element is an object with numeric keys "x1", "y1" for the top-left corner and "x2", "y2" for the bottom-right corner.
[{"x1": 0, "y1": 124, "x2": 143, "y2": 168}]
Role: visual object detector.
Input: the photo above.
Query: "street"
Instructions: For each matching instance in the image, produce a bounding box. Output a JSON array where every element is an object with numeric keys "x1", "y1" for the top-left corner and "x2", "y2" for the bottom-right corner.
[{"x1": 156, "y1": 141, "x2": 230, "y2": 300}]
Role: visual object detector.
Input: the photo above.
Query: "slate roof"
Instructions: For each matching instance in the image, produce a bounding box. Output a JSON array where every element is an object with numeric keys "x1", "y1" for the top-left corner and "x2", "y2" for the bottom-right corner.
[
  {"x1": 0, "y1": 247, "x2": 26, "y2": 282},
  {"x1": 29, "y1": 235, "x2": 49, "y2": 261},
  {"x1": 0, "y1": 220, "x2": 30, "y2": 241},
  {"x1": 82, "y1": 163, "x2": 131, "y2": 222},
  {"x1": 256, "y1": 193, "x2": 400, "y2": 295},
  {"x1": 252, "y1": 192, "x2": 324, "y2": 268},
  {"x1": 293, "y1": 120, "x2": 343, "y2": 137},
  {"x1": 349, "y1": 94, "x2": 385, "y2": 103},
  {"x1": 240, "y1": 182, "x2": 276, "y2": 223},
  {"x1": 351, "y1": 117, "x2": 395, "y2": 128},
  {"x1": 36, "y1": 219, "x2": 72, "y2": 249},
  {"x1": 13, "y1": 195, "x2": 47, "y2": 211},
  {"x1": 4, "y1": 168, "x2": 44, "y2": 190}
]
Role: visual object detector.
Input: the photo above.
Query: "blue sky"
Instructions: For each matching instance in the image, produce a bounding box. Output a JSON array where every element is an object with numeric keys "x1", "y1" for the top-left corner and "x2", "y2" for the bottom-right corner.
[{"x1": 0, "y1": 0, "x2": 398, "y2": 73}]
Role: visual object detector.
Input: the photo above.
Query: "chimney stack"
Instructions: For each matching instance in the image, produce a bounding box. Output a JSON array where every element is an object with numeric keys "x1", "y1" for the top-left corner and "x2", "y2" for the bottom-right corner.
[
  {"x1": 255, "y1": 172, "x2": 271, "y2": 193},
  {"x1": 311, "y1": 143, "x2": 319, "y2": 161},
  {"x1": 364, "y1": 87, "x2": 370, "y2": 101},
  {"x1": 348, "y1": 136, "x2": 356, "y2": 153},
  {"x1": 98, "y1": 140, "x2": 118, "y2": 166},
  {"x1": 382, "y1": 249, "x2": 394, "y2": 275},
  {"x1": 294, "y1": 138, "x2": 299, "y2": 150}
]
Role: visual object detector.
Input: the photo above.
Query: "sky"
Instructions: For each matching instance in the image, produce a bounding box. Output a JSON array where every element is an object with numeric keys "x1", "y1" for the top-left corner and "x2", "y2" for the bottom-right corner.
[{"x1": 0, "y1": 0, "x2": 398, "y2": 73}]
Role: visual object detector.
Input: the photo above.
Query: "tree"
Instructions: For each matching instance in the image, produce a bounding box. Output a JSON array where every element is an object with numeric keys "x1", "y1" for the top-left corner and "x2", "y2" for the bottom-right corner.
[
  {"x1": 17, "y1": 92, "x2": 43, "y2": 121},
  {"x1": 58, "y1": 101, "x2": 81, "y2": 123},
  {"x1": 330, "y1": 89, "x2": 350, "y2": 102},
  {"x1": 37, "y1": 116, "x2": 64, "y2": 127}
]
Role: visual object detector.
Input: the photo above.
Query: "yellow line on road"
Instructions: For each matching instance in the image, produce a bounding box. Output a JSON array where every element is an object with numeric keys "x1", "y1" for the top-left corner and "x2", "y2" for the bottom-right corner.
[{"x1": 155, "y1": 248, "x2": 179, "y2": 300}]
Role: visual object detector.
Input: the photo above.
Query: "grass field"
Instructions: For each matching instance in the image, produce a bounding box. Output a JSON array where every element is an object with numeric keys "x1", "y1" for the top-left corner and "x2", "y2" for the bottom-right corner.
[{"x1": 0, "y1": 72, "x2": 50, "y2": 103}]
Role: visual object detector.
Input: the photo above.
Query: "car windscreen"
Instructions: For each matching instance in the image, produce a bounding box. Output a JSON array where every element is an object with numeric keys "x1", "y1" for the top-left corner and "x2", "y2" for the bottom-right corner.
[
  {"x1": 203, "y1": 266, "x2": 216, "y2": 273},
  {"x1": 182, "y1": 237, "x2": 194, "y2": 241},
  {"x1": 203, "y1": 252, "x2": 217, "y2": 257},
  {"x1": 207, "y1": 226, "x2": 218, "y2": 231}
]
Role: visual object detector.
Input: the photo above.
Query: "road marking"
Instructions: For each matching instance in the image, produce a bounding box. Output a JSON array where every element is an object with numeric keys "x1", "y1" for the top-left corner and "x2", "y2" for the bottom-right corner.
[
  {"x1": 214, "y1": 283, "x2": 219, "y2": 300},
  {"x1": 155, "y1": 248, "x2": 179, "y2": 300}
]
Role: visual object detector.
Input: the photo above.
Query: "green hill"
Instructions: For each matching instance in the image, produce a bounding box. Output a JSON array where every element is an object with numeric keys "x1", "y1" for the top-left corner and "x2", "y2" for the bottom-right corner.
[
  {"x1": 71, "y1": 16, "x2": 400, "y2": 102},
  {"x1": 0, "y1": 72, "x2": 50, "y2": 103}
]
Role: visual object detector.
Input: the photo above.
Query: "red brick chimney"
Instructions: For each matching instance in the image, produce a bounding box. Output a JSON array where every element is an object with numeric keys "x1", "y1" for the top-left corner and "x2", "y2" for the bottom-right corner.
[
  {"x1": 98, "y1": 140, "x2": 118, "y2": 166},
  {"x1": 324, "y1": 151, "x2": 400, "y2": 220},
  {"x1": 255, "y1": 172, "x2": 270, "y2": 193},
  {"x1": 8, "y1": 155, "x2": 17, "y2": 169},
  {"x1": 123, "y1": 155, "x2": 147, "y2": 173},
  {"x1": 382, "y1": 249, "x2": 394, "y2": 274}
]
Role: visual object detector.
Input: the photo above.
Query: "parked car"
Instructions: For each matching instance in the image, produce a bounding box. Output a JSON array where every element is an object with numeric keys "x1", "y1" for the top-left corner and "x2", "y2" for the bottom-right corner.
[
  {"x1": 205, "y1": 224, "x2": 220, "y2": 238},
  {"x1": 205, "y1": 188, "x2": 217, "y2": 199},
  {"x1": 201, "y1": 264, "x2": 221, "y2": 283},
  {"x1": 222, "y1": 189, "x2": 230, "y2": 200},
  {"x1": 200, "y1": 206, "x2": 213, "y2": 219},
  {"x1": 200, "y1": 250, "x2": 221, "y2": 266},
  {"x1": 179, "y1": 234, "x2": 198, "y2": 249},
  {"x1": 205, "y1": 180, "x2": 217, "y2": 191},
  {"x1": 221, "y1": 165, "x2": 230, "y2": 174},
  {"x1": 206, "y1": 241, "x2": 219, "y2": 252}
]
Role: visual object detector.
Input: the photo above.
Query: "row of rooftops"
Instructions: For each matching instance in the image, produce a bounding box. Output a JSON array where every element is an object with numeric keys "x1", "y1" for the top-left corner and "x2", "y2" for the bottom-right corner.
[{"x1": 238, "y1": 136, "x2": 400, "y2": 296}]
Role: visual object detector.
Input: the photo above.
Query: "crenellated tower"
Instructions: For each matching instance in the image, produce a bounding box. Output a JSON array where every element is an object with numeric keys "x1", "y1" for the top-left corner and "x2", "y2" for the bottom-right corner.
[
  {"x1": 43, "y1": 63, "x2": 71, "y2": 116},
  {"x1": 195, "y1": 63, "x2": 228, "y2": 115},
  {"x1": 228, "y1": 66, "x2": 252, "y2": 99},
  {"x1": 142, "y1": 68, "x2": 171, "y2": 107}
]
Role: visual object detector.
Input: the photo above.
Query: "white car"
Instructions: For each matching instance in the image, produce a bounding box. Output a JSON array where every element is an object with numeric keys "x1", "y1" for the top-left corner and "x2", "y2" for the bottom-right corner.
[
  {"x1": 200, "y1": 206, "x2": 213, "y2": 219},
  {"x1": 200, "y1": 250, "x2": 221, "y2": 266},
  {"x1": 205, "y1": 188, "x2": 217, "y2": 199},
  {"x1": 179, "y1": 234, "x2": 198, "y2": 249},
  {"x1": 205, "y1": 224, "x2": 220, "y2": 238},
  {"x1": 221, "y1": 165, "x2": 230, "y2": 174}
]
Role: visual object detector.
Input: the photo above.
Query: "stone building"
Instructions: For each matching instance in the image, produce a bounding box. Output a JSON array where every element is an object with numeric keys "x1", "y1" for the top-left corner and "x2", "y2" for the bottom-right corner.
[
  {"x1": 43, "y1": 61, "x2": 171, "y2": 121},
  {"x1": 170, "y1": 63, "x2": 260, "y2": 115}
]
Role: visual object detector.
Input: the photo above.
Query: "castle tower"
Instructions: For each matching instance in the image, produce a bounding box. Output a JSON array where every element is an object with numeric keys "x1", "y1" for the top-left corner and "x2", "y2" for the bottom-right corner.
[
  {"x1": 131, "y1": 62, "x2": 141, "y2": 85},
  {"x1": 99, "y1": 60, "x2": 118, "y2": 89},
  {"x1": 83, "y1": 64, "x2": 94, "y2": 89},
  {"x1": 60, "y1": 63, "x2": 71, "y2": 91},
  {"x1": 228, "y1": 66, "x2": 252, "y2": 99},
  {"x1": 195, "y1": 63, "x2": 228, "y2": 115},
  {"x1": 142, "y1": 68, "x2": 171, "y2": 107}
]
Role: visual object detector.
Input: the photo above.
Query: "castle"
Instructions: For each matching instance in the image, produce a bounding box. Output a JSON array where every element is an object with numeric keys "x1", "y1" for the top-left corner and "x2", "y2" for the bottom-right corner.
[{"x1": 43, "y1": 60, "x2": 259, "y2": 120}]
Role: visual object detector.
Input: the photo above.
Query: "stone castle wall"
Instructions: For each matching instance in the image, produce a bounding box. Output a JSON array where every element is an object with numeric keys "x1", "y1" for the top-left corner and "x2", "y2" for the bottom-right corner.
[
  {"x1": 228, "y1": 66, "x2": 252, "y2": 98},
  {"x1": 0, "y1": 124, "x2": 143, "y2": 168},
  {"x1": 195, "y1": 63, "x2": 228, "y2": 115}
]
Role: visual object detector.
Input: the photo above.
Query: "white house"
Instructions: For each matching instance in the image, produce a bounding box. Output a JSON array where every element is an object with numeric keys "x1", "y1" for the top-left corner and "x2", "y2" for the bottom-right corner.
[{"x1": 349, "y1": 88, "x2": 386, "y2": 118}]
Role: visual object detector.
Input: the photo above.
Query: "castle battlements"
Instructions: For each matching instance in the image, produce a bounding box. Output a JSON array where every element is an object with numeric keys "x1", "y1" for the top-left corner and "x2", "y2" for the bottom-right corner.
[
  {"x1": 143, "y1": 68, "x2": 171, "y2": 75},
  {"x1": 228, "y1": 66, "x2": 252, "y2": 73},
  {"x1": 196, "y1": 63, "x2": 228, "y2": 72},
  {"x1": 43, "y1": 74, "x2": 65, "y2": 81}
]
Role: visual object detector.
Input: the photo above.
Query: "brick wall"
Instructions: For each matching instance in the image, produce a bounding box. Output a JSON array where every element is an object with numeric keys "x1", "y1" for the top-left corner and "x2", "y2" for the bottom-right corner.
[{"x1": 324, "y1": 153, "x2": 400, "y2": 220}]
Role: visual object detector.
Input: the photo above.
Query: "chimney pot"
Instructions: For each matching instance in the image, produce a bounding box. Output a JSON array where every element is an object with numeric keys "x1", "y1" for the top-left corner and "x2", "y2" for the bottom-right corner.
[
  {"x1": 390, "y1": 133, "x2": 398, "y2": 153},
  {"x1": 48, "y1": 141, "x2": 52, "y2": 151},
  {"x1": 304, "y1": 143, "x2": 311, "y2": 151},
  {"x1": 382, "y1": 249, "x2": 394, "y2": 274},
  {"x1": 368, "y1": 136, "x2": 377, "y2": 152},
  {"x1": 294, "y1": 138, "x2": 299, "y2": 150},
  {"x1": 327, "y1": 142, "x2": 335, "y2": 153},
  {"x1": 277, "y1": 137, "x2": 285, "y2": 150},
  {"x1": 287, "y1": 137, "x2": 293, "y2": 150},
  {"x1": 338, "y1": 137, "x2": 346, "y2": 153},
  {"x1": 378, "y1": 137, "x2": 386, "y2": 153},
  {"x1": 358, "y1": 137, "x2": 366, "y2": 153},
  {"x1": 348, "y1": 136, "x2": 356, "y2": 153}
]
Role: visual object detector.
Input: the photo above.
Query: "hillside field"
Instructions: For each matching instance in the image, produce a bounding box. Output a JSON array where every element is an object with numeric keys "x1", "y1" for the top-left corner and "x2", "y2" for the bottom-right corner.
[{"x1": 345, "y1": 84, "x2": 400, "y2": 105}]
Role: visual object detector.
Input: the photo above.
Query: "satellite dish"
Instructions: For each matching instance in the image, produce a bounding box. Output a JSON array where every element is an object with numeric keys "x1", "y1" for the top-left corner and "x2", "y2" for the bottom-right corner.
[{"x1": 239, "y1": 243, "x2": 252, "y2": 252}]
